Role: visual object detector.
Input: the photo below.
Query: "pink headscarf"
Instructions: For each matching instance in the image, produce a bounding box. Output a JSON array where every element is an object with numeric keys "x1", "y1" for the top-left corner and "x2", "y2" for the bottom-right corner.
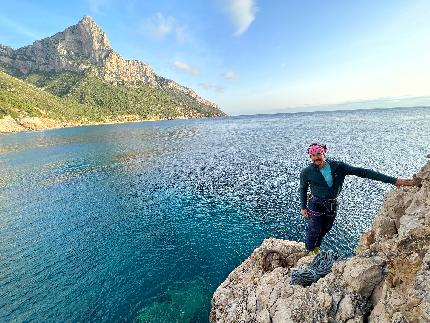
[{"x1": 307, "y1": 143, "x2": 327, "y2": 155}]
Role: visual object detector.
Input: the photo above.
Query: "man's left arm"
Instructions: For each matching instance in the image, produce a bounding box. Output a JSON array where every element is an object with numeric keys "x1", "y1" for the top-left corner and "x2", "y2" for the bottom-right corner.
[{"x1": 343, "y1": 163, "x2": 414, "y2": 187}]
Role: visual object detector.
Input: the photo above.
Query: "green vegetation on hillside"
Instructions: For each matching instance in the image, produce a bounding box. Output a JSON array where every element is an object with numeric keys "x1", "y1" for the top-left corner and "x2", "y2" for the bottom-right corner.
[
  {"x1": 164, "y1": 86, "x2": 222, "y2": 116},
  {"x1": 25, "y1": 71, "x2": 84, "y2": 97},
  {"x1": 0, "y1": 71, "x2": 101, "y2": 121},
  {"x1": 0, "y1": 70, "x2": 224, "y2": 123},
  {"x1": 22, "y1": 71, "x2": 223, "y2": 119},
  {"x1": 66, "y1": 75, "x2": 195, "y2": 119}
]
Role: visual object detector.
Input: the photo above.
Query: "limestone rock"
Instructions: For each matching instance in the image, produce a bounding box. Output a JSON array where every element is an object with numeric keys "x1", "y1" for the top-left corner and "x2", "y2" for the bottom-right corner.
[
  {"x1": 0, "y1": 115, "x2": 70, "y2": 132},
  {"x1": 211, "y1": 157, "x2": 430, "y2": 322},
  {"x1": 342, "y1": 257, "x2": 384, "y2": 297}
]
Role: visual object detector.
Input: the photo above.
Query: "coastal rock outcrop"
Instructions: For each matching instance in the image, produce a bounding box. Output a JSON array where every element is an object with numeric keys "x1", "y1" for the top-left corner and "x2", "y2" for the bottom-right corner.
[
  {"x1": 0, "y1": 115, "x2": 68, "y2": 132},
  {"x1": 210, "y1": 157, "x2": 430, "y2": 322}
]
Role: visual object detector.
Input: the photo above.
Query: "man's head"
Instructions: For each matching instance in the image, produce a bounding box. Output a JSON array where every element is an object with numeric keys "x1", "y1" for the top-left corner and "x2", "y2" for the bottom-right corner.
[{"x1": 307, "y1": 143, "x2": 327, "y2": 168}]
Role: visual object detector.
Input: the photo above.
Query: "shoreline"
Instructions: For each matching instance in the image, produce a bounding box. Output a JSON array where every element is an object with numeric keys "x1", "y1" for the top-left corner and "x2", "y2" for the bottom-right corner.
[{"x1": 0, "y1": 114, "x2": 218, "y2": 134}]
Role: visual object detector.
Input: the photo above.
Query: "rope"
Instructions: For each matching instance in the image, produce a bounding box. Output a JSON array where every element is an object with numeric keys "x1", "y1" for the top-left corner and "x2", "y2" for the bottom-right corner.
[{"x1": 290, "y1": 250, "x2": 338, "y2": 286}]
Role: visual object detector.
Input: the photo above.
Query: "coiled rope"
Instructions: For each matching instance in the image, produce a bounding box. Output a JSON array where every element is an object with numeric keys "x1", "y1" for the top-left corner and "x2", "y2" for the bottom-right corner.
[{"x1": 290, "y1": 250, "x2": 338, "y2": 286}]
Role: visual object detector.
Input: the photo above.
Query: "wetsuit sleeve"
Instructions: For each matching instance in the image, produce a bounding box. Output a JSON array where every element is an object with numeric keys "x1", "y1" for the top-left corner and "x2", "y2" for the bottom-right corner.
[
  {"x1": 342, "y1": 163, "x2": 397, "y2": 185},
  {"x1": 299, "y1": 169, "x2": 309, "y2": 209}
]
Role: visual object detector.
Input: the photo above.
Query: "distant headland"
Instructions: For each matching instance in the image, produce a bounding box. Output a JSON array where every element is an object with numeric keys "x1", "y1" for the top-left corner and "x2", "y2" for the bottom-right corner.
[{"x1": 0, "y1": 16, "x2": 225, "y2": 133}]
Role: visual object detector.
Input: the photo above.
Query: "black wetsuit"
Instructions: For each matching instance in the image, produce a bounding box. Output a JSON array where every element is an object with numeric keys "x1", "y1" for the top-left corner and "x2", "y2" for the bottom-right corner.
[{"x1": 299, "y1": 159, "x2": 396, "y2": 250}]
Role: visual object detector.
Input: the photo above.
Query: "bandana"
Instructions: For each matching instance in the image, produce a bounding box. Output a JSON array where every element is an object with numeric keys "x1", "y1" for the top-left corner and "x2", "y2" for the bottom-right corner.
[{"x1": 307, "y1": 144, "x2": 327, "y2": 155}]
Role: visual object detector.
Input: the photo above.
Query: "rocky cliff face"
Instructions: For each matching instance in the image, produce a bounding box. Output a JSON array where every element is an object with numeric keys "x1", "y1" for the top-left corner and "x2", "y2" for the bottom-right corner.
[
  {"x1": 0, "y1": 16, "x2": 221, "y2": 112},
  {"x1": 0, "y1": 16, "x2": 113, "y2": 75},
  {"x1": 210, "y1": 157, "x2": 430, "y2": 322}
]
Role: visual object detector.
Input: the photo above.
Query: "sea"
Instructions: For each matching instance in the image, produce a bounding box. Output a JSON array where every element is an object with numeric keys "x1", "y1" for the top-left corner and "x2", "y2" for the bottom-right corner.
[{"x1": 1, "y1": 107, "x2": 429, "y2": 322}]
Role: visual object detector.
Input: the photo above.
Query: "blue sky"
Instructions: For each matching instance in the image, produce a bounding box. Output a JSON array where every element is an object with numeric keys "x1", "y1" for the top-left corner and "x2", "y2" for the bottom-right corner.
[{"x1": 1, "y1": 0, "x2": 430, "y2": 115}]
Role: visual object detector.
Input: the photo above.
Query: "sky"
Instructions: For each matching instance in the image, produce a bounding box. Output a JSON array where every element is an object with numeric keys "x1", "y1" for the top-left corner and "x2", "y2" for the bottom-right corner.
[{"x1": 1, "y1": 0, "x2": 430, "y2": 115}]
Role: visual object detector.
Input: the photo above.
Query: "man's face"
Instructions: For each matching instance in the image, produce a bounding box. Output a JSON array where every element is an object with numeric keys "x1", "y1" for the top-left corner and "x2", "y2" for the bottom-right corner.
[{"x1": 310, "y1": 152, "x2": 325, "y2": 167}]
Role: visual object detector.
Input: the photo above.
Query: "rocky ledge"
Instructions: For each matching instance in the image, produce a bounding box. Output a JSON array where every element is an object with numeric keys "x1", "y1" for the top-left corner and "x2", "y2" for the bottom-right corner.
[{"x1": 210, "y1": 157, "x2": 430, "y2": 322}]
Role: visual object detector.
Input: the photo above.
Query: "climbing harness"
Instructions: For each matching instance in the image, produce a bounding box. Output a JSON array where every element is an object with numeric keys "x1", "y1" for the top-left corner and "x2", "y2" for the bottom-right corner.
[{"x1": 308, "y1": 195, "x2": 337, "y2": 217}]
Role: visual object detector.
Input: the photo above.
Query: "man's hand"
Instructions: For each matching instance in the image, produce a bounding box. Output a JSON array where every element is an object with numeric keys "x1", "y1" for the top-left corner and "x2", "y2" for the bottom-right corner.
[
  {"x1": 300, "y1": 208, "x2": 309, "y2": 217},
  {"x1": 395, "y1": 178, "x2": 414, "y2": 188}
]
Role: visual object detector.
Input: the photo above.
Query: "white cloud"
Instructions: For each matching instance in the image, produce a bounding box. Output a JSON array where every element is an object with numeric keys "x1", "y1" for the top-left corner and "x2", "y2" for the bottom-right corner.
[
  {"x1": 172, "y1": 60, "x2": 200, "y2": 75},
  {"x1": 141, "y1": 13, "x2": 189, "y2": 43},
  {"x1": 221, "y1": 0, "x2": 257, "y2": 36},
  {"x1": 175, "y1": 25, "x2": 189, "y2": 44},
  {"x1": 223, "y1": 71, "x2": 239, "y2": 80},
  {"x1": 86, "y1": 0, "x2": 111, "y2": 13},
  {"x1": 199, "y1": 82, "x2": 224, "y2": 92}
]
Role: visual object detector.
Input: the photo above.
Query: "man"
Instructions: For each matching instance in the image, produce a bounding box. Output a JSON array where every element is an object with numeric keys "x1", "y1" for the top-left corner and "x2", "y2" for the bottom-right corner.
[{"x1": 299, "y1": 143, "x2": 414, "y2": 255}]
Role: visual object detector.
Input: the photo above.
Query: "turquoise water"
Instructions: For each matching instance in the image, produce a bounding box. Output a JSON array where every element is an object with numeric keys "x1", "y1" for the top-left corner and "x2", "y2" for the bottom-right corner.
[{"x1": 1, "y1": 107, "x2": 429, "y2": 322}]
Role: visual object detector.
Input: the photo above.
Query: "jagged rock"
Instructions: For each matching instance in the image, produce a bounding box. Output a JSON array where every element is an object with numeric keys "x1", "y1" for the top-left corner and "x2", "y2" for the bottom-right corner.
[{"x1": 211, "y1": 157, "x2": 430, "y2": 322}]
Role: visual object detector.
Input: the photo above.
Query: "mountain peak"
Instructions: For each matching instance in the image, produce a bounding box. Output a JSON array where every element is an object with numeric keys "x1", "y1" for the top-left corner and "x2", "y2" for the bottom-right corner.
[
  {"x1": 79, "y1": 15, "x2": 97, "y2": 26},
  {"x1": 0, "y1": 17, "x2": 224, "y2": 124},
  {"x1": 73, "y1": 15, "x2": 111, "y2": 50},
  {"x1": 0, "y1": 17, "x2": 223, "y2": 116}
]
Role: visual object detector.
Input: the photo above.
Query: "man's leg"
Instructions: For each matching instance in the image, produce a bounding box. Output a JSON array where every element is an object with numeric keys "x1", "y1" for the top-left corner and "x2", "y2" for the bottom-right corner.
[
  {"x1": 315, "y1": 215, "x2": 336, "y2": 247},
  {"x1": 306, "y1": 215, "x2": 322, "y2": 251}
]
